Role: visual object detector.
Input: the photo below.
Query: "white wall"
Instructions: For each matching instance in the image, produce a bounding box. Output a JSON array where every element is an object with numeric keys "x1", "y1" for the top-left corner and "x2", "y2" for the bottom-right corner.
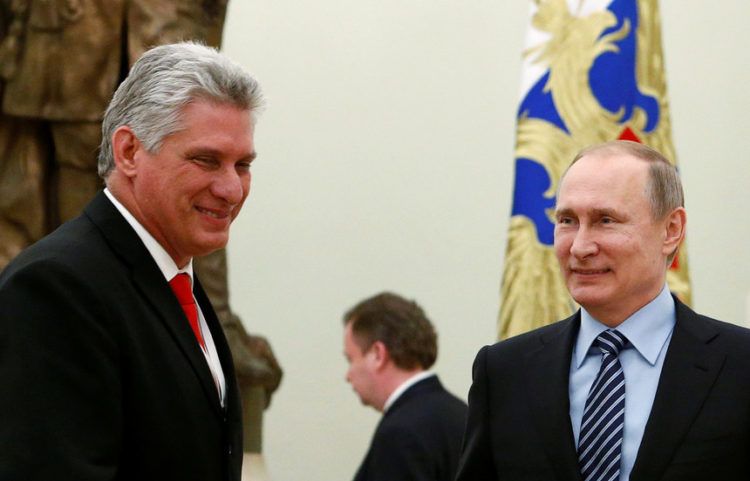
[{"x1": 221, "y1": 1, "x2": 750, "y2": 479}]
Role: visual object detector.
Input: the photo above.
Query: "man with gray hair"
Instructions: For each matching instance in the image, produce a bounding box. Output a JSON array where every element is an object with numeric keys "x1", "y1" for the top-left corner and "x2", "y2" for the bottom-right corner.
[
  {"x1": 456, "y1": 140, "x2": 750, "y2": 480},
  {"x1": 0, "y1": 42, "x2": 262, "y2": 480}
]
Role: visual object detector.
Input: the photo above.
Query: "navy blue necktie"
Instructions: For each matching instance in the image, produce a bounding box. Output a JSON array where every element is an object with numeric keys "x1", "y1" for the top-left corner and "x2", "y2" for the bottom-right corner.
[{"x1": 578, "y1": 329, "x2": 628, "y2": 481}]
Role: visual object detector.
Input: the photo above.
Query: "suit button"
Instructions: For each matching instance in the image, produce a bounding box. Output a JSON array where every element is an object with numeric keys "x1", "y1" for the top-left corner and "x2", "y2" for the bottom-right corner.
[{"x1": 228, "y1": 445, "x2": 233, "y2": 455}]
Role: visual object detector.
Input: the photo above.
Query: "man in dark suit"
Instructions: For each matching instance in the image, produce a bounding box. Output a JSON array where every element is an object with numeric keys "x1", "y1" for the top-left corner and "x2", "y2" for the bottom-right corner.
[
  {"x1": 342, "y1": 292, "x2": 468, "y2": 481},
  {"x1": 456, "y1": 140, "x2": 750, "y2": 481},
  {"x1": 0, "y1": 42, "x2": 263, "y2": 480}
]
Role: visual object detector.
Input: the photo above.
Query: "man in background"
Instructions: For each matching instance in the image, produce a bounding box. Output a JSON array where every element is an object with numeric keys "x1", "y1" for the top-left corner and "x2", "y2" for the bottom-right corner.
[
  {"x1": 456, "y1": 141, "x2": 750, "y2": 481},
  {"x1": 343, "y1": 292, "x2": 467, "y2": 481},
  {"x1": 0, "y1": 42, "x2": 261, "y2": 480}
]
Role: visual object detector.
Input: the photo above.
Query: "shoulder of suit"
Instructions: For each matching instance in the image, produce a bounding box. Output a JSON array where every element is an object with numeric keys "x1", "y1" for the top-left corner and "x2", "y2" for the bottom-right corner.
[
  {"x1": 1, "y1": 217, "x2": 106, "y2": 281},
  {"x1": 483, "y1": 315, "x2": 574, "y2": 356},
  {"x1": 384, "y1": 383, "x2": 466, "y2": 423},
  {"x1": 681, "y1": 305, "x2": 750, "y2": 341},
  {"x1": 376, "y1": 397, "x2": 466, "y2": 449}
]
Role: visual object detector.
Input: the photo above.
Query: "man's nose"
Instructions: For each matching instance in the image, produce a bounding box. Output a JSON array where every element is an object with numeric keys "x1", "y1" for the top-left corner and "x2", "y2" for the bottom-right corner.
[
  {"x1": 211, "y1": 167, "x2": 248, "y2": 205},
  {"x1": 569, "y1": 226, "x2": 598, "y2": 259}
]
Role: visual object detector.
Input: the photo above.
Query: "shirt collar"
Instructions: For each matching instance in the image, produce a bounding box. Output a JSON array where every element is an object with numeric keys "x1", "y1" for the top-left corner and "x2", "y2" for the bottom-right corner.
[
  {"x1": 104, "y1": 188, "x2": 193, "y2": 282},
  {"x1": 574, "y1": 284, "x2": 675, "y2": 369},
  {"x1": 383, "y1": 371, "x2": 435, "y2": 413}
]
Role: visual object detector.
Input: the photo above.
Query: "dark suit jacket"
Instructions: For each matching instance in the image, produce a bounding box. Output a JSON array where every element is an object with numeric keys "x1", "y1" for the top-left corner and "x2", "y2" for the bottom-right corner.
[
  {"x1": 0, "y1": 192, "x2": 242, "y2": 480},
  {"x1": 353, "y1": 375, "x2": 467, "y2": 481},
  {"x1": 455, "y1": 298, "x2": 750, "y2": 481}
]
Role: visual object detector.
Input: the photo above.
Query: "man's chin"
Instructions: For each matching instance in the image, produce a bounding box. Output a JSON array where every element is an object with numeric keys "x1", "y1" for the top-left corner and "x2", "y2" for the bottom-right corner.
[
  {"x1": 193, "y1": 234, "x2": 230, "y2": 256},
  {"x1": 358, "y1": 396, "x2": 374, "y2": 409},
  {"x1": 187, "y1": 245, "x2": 227, "y2": 262},
  {"x1": 569, "y1": 289, "x2": 610, "y2": 311}
]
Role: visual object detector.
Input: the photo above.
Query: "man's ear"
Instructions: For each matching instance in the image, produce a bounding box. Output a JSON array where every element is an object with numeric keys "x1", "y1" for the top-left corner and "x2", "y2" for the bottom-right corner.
[
  {"x1": 663, "y1": 206, "x2": 687, "y2": 258},
  {"x1": 369, "y1": 341, "x2": 390, "y2": 371},
  {"x1": 111, "y1": 126, "x2": 142, "y2": 178}
]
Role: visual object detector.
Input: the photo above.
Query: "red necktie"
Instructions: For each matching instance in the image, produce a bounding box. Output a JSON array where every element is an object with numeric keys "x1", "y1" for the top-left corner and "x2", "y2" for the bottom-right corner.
[{"x1": 169, "y1": 273, "x2": 206, "y2": 349}]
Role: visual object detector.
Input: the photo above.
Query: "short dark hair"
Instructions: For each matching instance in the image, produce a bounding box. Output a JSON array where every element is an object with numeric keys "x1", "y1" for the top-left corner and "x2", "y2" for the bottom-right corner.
[{"x1": 343, "y1": 292, "x2": 437, "y2": 370}]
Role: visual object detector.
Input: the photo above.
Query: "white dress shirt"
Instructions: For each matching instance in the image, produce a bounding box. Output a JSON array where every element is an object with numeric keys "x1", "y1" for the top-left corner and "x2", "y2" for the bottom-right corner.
[{"x1": 569, "y1": 284, "x2": 675, "y2": 481}]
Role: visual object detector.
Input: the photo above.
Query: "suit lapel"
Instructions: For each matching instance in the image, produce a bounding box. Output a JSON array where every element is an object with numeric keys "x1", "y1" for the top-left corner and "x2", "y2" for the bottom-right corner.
[
  {"x1": 131, "y1": 263, "x2": 224, "y2": 414},
  {"x1": 194, "y1": 278, "x2": 235, "y2": 382},
  {"x1": 630, "y1": 299, "x2": 725, "y2": 481},
  {"x1": 85, "y1": 192, "x2": 224, "y2": 415},
  {"x1": 194, "y1": 278, "x2": 240, "y2": 412},
  {"x1": 524, "y1": 315, "x2": 583, "y2": 481}
]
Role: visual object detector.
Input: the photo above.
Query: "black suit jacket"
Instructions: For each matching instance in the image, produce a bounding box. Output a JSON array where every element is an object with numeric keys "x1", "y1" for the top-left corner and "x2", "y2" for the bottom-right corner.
[
  {"x1": 455, "y1": 298, "x2": 750, "y2": 481},
  {"x1": 353, "y1": 375, "x2": 467, "y2": 481},
  {"x1": 0, "y1": 192, "x2": 242, "y2": 480}
]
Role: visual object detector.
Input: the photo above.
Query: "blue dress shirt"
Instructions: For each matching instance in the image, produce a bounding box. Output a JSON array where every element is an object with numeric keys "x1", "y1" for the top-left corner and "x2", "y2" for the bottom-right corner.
[{"x1": 569, "y1": 284, "x2": 675, "y2": 481}]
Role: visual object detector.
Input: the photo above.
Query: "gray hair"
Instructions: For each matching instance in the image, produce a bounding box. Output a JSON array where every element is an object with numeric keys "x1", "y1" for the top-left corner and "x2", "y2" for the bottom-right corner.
[
  {"x1": 566, "y1": 140, "x2": 684, "y2": 219},
  {"x1": 98, "y1": 42, "x2": 264, "y2": 179}
]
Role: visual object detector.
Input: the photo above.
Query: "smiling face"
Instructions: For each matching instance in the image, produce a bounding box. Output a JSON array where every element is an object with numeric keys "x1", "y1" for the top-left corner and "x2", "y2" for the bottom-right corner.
[
  {"x1": 554, "y1": 152, "x2": 678, "y2": 325},
  {"x1": 120, "y1": 100, "x2": 256, "y2": 267}
]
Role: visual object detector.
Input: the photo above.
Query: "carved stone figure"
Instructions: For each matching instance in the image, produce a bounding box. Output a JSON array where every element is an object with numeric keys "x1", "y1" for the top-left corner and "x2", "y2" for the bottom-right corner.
[{"x1": 0, "y1": 0, "x2": 281, "y2": 471}]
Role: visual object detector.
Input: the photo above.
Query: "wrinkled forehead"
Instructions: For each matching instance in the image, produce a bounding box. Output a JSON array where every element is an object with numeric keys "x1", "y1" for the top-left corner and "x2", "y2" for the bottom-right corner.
[
  {"x1": 563, "y1": 152, "x2": 649, "y2": 187},
  {"x1": 557, "y1": 153, "x2": 650, "y2": 208}
]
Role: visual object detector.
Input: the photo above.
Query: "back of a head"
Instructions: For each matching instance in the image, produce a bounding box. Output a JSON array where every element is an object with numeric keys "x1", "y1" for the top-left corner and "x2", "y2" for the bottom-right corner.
[
  {"x1": 98, "y1": 42, "x2": 264, "y2": 179},
  {"x1": 344, "y1": 292, "x2": 438, "y2": 371}
]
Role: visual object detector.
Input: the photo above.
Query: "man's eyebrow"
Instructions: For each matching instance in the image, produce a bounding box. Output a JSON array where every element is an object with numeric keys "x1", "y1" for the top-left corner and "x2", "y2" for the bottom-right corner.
[
  {"x1": 554, "y1": 207, "x2": 574, "y2": 218},
  {"x1": 234, "y1": 151, "x2": 257, "y2": 164},
  {"x1": 185, "y1": 147, "x2": 221, "y2": 157},
  {"x1": 554, "y1": 207, "x2": 622, "y2": 218},
  {"x1": 185, "y1": 147, "x2": 257, "y2": 162},
  {"x1": 592, "y1": 207, "x2": 620, "y2": 217}
]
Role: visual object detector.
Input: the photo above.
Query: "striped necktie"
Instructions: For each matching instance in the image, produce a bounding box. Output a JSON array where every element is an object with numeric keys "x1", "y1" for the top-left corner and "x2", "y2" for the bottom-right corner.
[{"x1": 578, "y1": 329, "x2": 628, "y2": 481}]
